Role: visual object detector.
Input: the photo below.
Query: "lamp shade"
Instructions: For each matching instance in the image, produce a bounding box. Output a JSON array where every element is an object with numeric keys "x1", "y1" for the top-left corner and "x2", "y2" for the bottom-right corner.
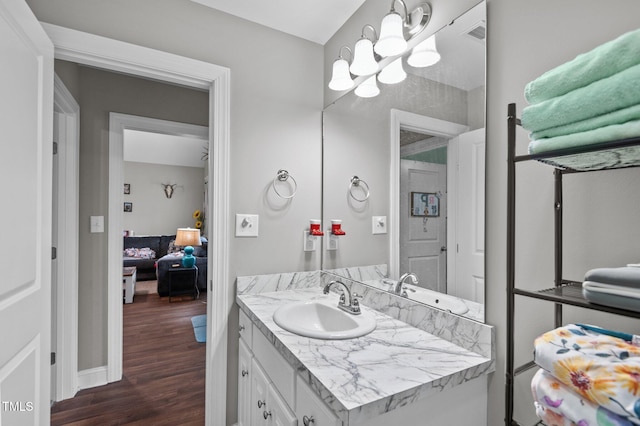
[
  {"x1": 407, "y1": 34, "x2": 441, "y2": 68},
  {"x1": 354, "y1": 75, "x2": 380, "y2": 98},
  {"x1": 175, "y1": 227, "x2": 202, "y2": 247},
  {"x1": 374, "y1": 12, "x2": 407, "y2": 57},
  {"x1": 350, "y1": 37, "x2": 378, "y2": 76},
  {"x1": 378, "y1": 57, "x2": 406, "y2": 85},
  {"x1": 328, "y1": 58, "x2": 354, "y2": 91}
]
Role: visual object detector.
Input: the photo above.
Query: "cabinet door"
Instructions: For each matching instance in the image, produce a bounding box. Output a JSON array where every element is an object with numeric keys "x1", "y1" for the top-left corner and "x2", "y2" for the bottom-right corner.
[
  {"x1": 295, "y1": 377, "x2": 341, "y2": 426},
  {"x1": 266, "y1": 385, "x2": 297, "y2": 426},
  {"x1": 238, "y1": 339, "x2": 253, "y2": 426},
  {"x1": 252, "y1": 358, "x2": 271, "y2": 426}
]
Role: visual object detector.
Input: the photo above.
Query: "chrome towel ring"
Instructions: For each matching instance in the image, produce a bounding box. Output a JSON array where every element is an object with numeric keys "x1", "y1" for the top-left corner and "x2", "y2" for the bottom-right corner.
[
  {"x1": 349, "y1": 176, "x2": 370, "y2": 202},
  {"x1": 272, "y1": 169, "x2": 298, "y2": 199}
]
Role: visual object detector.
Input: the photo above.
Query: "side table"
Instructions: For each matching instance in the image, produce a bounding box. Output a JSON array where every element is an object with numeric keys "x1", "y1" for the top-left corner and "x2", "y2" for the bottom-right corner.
[
  {"x1": 122, "y1": 266, "x2": 137, "y2": 304},
  {"x1": 167, "y1": 266, "x2": 198, "y2": 302}
]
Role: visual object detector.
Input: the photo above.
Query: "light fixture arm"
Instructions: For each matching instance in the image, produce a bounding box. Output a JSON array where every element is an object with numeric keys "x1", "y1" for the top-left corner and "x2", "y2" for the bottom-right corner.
[
  {"x1": 389, "y1": 0, "x2": 409, "y2": 20},
  {"x1": 405, "y1": 2, "x2": 432, "y2": 37},
  {"x1": 360, "y1": 24, "x2": 378, "y2": 42},
  {"x1": 338, "y1": 45, "x2": 353, "y2": 62}
]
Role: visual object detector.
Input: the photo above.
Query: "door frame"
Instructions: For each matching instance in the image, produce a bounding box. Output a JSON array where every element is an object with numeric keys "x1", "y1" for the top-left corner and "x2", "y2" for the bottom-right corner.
[
  {"x1": 52, "y1": 74, "x2": 80, "y2": 402},
  {"x1": 42, "y1": 23, "x2": 231, "y2": 425},
  {"x1": 389, "y1": 109, "x2": 468, "y2": 280}
]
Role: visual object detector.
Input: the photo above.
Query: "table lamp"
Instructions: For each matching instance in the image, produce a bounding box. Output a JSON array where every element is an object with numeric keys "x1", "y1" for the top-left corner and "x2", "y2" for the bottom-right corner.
[{"x1": 175, "y1": 227, "x2": 201, "y2": 268}]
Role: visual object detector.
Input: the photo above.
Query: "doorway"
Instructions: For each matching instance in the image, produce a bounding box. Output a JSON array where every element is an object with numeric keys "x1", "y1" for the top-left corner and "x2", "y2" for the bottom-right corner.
[{"x1": 44, "y1": 23, "x2": 230, "y2": 425}]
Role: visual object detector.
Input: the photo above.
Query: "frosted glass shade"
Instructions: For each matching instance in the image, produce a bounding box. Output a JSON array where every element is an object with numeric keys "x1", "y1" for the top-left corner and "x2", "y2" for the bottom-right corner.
[
  {"x1": 354, "y1": 75, "x2": 380, "y2": 98},
  {"x1": 378, "y1": 57, "x2": 406, "y2": 85},
  {"x1": 350, "y1": 38, "x2": 378, "y2": 76},
  {"x1": 407, "y1": 35, "x2": 441, "y2": 68},
  {"x1": 374, "y1": 12, "x2": 407, "y2": 57},
  {"x1": 328, "y1": 58, "x2": 354, "y2": 91}
]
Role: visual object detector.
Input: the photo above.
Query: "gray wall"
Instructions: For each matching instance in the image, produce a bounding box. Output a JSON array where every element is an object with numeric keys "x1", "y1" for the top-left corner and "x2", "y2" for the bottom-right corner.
[
  {"x1": 123, "y1": 161, "x2": 205, "y2": 236},
  {"x1": 486, "y1": 1, "x2": 640, "y2": 424}
]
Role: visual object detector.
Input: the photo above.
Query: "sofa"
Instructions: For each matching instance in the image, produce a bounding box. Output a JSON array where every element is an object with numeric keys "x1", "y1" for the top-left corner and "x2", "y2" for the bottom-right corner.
[
  {"x1": 156, "y1": 238, "x2": 208, "y2": 296},
  {"x1": 123, "y1": 235, "x2": 175, "y2": 281}
]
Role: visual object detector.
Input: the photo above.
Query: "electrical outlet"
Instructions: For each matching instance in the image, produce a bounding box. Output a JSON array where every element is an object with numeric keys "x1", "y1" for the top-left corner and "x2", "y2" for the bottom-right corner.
[
  {"x1": 326, "y1": 234, "x2": 339, "y2": 250},
  {"x1": 372, "y1": 216, "x2": 387, "y2": 234},
  {"x1": 235, "y1": 214, "x2": 259, "y2": 237},
  {"x1": 303, "y1": 230, "x2": 316, "y2": 252}
]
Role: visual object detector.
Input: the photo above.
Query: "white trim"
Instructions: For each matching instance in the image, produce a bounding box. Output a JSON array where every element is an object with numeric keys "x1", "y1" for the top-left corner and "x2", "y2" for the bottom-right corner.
[
  {"x1": 53, "y1": 74, "x2": 80, "y2": 402},
  {"x1": 389, "y1": 109, "x2": 468, "y2": 280},
  {"x1": 77, "y1": 366, "x2": 108, "y2": 391},
  {"x1": 42, "y1": 23, "x2": 231, "y2": 426}
]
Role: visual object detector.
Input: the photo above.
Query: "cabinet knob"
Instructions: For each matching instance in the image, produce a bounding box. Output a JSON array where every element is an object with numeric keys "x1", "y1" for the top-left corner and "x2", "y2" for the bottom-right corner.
[
  {"x1": 241, "y1": 370, "x2": 248, "y2": 377},
  {"x1": 239, "y1": 325, "x2": 245, "y2": 331},
  {"x1": 257, "y1": 400, "x2": 265, "y2": 408},
  {"x1": 263, "y1": 410, "x2": 272, "y2": 420},
  {"x1": 303, "y1": 415, "x2": 315, "y2": 426}
]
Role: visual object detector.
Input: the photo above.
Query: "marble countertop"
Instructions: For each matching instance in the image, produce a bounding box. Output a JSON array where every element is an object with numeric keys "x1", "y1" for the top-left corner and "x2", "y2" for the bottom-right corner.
[{"x1": 237, "y1": 288, "x2": 493, "y2": 424}]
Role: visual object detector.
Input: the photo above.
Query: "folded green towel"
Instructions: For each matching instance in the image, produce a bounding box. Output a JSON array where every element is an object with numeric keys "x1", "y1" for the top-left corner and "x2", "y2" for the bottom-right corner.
[
  {"x1": 525, "y1": 28, "x2": 640, "y2": 104},
  {"x1": 531, "y1": 103, "x2": 640, "y2": 140},
  {"x1": 528, "y1": 119, "x2": 640, "y2": 154},
  {"x1": 521, "y1": 63, "x2": 640, "y2": 133}
]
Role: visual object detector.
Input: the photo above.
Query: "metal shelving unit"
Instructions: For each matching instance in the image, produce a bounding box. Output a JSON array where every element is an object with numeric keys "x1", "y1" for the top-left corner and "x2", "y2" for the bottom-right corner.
[{"x1": 505, "y1": 102, "x2": 640, "y2": 425}]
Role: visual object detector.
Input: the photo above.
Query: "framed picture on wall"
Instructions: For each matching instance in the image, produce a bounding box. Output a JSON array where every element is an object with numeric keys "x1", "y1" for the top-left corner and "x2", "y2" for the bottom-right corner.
[
  {"x1": 410, "y1": 192, "x2": 439, "y2": 217},
  {"x1": 124, "y1": 202, "x2": 133, "y2": 213},
  {"x1": 124, "y1": 183, "x2": 131, "y2": 194}
]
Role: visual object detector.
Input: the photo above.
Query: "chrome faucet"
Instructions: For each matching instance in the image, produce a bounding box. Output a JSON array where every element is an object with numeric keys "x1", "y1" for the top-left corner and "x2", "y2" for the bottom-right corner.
[
  {"x1": 394, "y1": 273, "x2": 419, "y2": 297},
  {"x1": 323, "y1": 280, "x2": 361, "y2": 315}
]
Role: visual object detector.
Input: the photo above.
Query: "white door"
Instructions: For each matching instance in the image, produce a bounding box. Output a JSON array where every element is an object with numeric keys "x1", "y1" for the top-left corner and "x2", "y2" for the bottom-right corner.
[
  {"x1": 237, "y1": 339, "x2": 252, "y2": 426},
  {"x1": 51, "y1": 113, "x2": 60, "y2": 402},
  {"x1": 0, "y1": 1, "x2": 54, "y2": 425},
  {"x1": 399, "y1": 160, "x2": 447, "y2": 293},
  {"x1": 454, "y1": 128, "x2": 485, "y2": 303}
]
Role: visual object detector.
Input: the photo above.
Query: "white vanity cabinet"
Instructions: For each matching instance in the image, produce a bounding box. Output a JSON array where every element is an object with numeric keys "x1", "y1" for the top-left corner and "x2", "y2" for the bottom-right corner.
[
  {"x1": 295, "y1": 376, "x2": 340, "y2": 426},
  {"x1": 238, "y1": 311, "x2": 341, "y2": 426}
]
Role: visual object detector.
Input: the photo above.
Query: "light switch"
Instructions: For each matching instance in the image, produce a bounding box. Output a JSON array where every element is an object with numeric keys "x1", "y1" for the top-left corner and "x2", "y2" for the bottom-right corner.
[
  {"x1": 90, "y1": 216, "x2": 104, "y2": 233},
  {"x1": 372, "y1": 216, "x2": 387, "y2": 234},
  {"x1": 235, "y1": 214, "x2": 259, "y2": 237}
]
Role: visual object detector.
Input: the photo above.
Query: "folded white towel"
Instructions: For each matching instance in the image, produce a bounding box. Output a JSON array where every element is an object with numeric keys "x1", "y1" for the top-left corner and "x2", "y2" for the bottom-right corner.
[{"x1": 583, "y1": 281, "x2": 640, "y2": 298}]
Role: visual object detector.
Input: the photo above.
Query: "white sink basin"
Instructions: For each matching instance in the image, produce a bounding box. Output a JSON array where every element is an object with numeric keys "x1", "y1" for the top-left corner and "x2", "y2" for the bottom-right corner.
[
  {"x1": 407, "y1": 286, "x2": 469, "y2": 315},
  {"x1": 273, "y1": 299, "x2": 376, "y2": 340}
]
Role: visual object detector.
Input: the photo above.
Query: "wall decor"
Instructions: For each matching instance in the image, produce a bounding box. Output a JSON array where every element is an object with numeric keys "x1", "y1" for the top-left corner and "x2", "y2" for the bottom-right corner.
[
  {"x1": 124, "y1": 202, "x2": 133, "y2": 213},
  {"x1": 411, "y1": 192, "x2": 439, "y2": 217},
  {"x1": 124, "y1": 183, "x2": 130, "y2": 194}
]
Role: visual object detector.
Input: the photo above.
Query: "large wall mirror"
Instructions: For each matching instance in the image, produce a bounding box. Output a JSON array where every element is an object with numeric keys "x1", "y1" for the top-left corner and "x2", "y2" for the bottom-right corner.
[{"x1": 322, "y1": 1, "x2": 486, "y2": 322}]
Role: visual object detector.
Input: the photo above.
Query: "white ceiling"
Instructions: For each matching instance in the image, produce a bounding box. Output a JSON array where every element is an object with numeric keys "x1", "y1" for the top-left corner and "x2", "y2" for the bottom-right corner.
[
  {"x1": 123, "y1": 129, "x2": 207, "y2": 168},
  {"x1": 190, "y1": 0, "x2": 367, "y2": 45}
]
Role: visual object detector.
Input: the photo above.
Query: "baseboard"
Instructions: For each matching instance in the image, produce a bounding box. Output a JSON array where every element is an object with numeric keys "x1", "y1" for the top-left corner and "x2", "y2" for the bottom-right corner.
[{"x1": 77, "y1": 366, "x2": 108, "y2": 391}]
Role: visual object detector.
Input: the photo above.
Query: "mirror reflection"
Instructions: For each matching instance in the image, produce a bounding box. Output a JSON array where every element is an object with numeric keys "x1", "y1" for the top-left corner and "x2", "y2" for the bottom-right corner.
[{"x1": 322, "y1": 2, "x2": 486, "y2": 322}]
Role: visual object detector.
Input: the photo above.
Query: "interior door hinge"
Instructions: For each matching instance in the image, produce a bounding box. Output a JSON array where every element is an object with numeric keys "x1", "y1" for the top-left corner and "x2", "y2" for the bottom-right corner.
[
  {"x1": 51, "y1": 352, "x2": 56, "y2": 365},
  {"x1": 52, "y1": 247, "x2": 57, "y2": 260},
  {"x1": 53, "y1": 141, "x2": 58, "y2": 155}
]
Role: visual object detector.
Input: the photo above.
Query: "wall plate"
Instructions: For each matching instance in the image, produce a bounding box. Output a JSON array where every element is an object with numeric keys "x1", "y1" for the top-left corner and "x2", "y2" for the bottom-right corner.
[
  {"x1": 235, "y1": 214, "x2": 259, "y2": 237},
  {"x1": 326, "y1": 234, "x2": 339, "y2": 250},
  {"x1": 303, "y1": 230, "x2": 317, "y2": 252},
  {"x1": 372, "y1": 216, "x2": 387, "y2": 234}
]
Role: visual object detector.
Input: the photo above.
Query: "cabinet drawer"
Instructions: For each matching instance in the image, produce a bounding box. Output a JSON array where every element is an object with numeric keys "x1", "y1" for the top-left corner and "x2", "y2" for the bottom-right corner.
[
  {"x1": 239, "y1": 309, "x2": 253, "y2": 347},
  {"x1": 252, "y1": 328, "x2": 295, "y2": 408},
  {"x1": 296, "y1": 376, "x2": 341, "y2": 426}
]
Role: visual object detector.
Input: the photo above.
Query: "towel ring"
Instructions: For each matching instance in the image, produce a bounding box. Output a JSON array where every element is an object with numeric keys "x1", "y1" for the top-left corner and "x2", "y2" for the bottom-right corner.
[
  {"x1": 349, "y1": 176, "x2": 370, "y2": 202},
  {"x1": 272, "y1": 169, "x2": 298, "y2": 199}
]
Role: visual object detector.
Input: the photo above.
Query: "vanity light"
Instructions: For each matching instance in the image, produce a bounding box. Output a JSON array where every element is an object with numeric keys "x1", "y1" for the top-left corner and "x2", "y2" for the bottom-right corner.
[
  {"x1": 349, "y1": 25, "x2": 379, "y2": 76},
  {"x1": 378, "y1": 57, "x2": 407, "y2": 85},
  {"x1": 374, "y1": 1, "x2": 408, "y2": 57},
  {"x1": 407, "y1": 34, "x2": 441, "y2": 68},
  {"x1": 328, "y1": 46, "x2": 355, "y2": 91},
  {"x1": 354, "y1": 75, "x2": 380, "y2": 98}
]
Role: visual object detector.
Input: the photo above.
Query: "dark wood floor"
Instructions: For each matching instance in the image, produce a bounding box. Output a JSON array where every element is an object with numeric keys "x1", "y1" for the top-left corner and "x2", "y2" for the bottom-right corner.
[{"x1": 51, "y1": 281, "x2": 207, "y2": 425}]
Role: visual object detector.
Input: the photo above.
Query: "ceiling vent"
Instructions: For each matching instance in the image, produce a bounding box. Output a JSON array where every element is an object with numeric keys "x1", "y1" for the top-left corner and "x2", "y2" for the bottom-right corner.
[{"x1": 462, "y1": 21, "x2": 486, "y2": 43}]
